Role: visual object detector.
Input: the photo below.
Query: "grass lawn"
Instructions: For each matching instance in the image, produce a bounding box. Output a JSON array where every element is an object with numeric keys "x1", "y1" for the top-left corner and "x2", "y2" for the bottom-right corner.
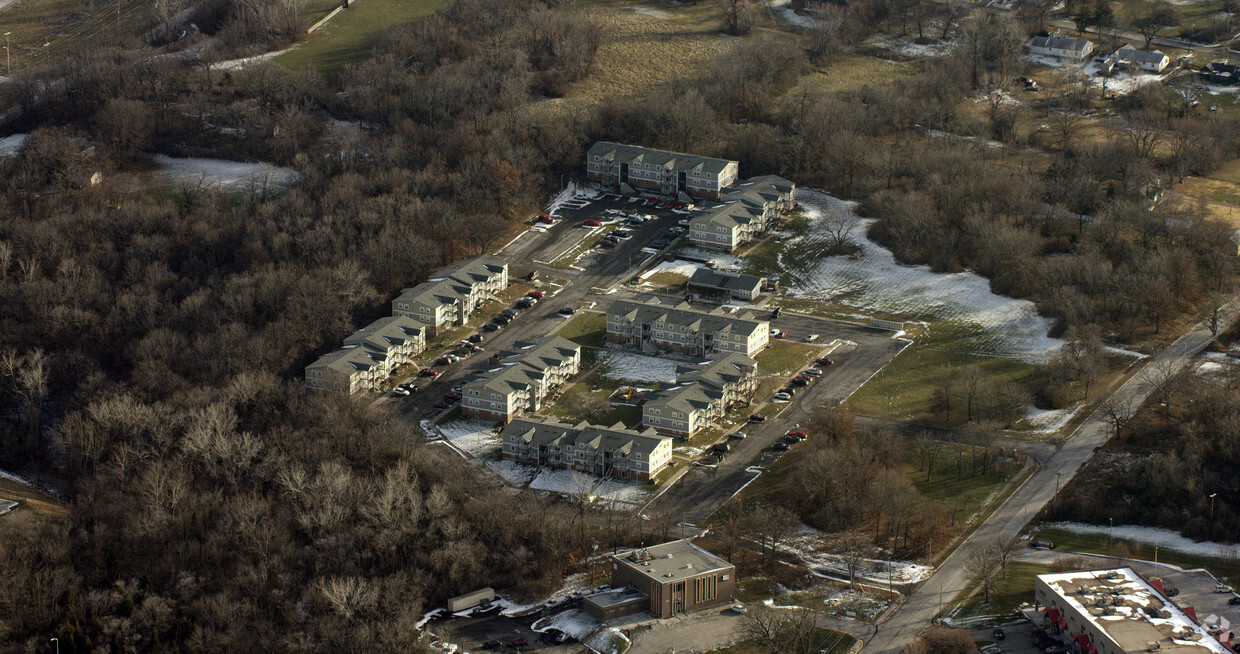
[
  {"x1": 756, "y1": 340, "x2": 819, "y2": 377},
  {"x1": 557, "y1": 311, "x2": 608, "y2": 348},
  {"x1": 1029, "y1": 527, "x2": 1240, "y2": 581},
  {"x1": 277, "y1": 0, "x2": 447, "y2": 73},
  {"x1": 0, "y1": 0, "x2": 153, "y2": 72},
  {"x1": 709, "y1": 628, "x2": 856, "y2": 654},
  {"x1": 845, "y1": 321, "x2": 1039, "y2": 427},
  {"x1": 541, "y1": 369, "x2": 644, "y2": 428},
  {"x1": 0, "y1": 477, "x2": 67, "y2": 520},
  {"x1": 644, "y1": 271, "x2": 690, "y2": 294},
  {"x1": 957, "y1": 561, "x2": 1049, "y2": 618}
]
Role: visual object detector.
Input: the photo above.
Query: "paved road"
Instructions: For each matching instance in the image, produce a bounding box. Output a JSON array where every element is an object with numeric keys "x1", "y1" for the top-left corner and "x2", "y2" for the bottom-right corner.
[
  {"x1": 628, "y1": 604, "x2": 873, "y2": 653},
  {"x1": 864, "y1": 300, "x2": 1240, "y2": 654}
]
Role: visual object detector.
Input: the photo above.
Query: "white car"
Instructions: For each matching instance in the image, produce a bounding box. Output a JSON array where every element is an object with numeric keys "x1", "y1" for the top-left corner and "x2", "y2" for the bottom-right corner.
[
  {"x1": 803, "y1": 368, "x2": 822, "y2": 377},
  {"x1": 770, "y1": 329, "x2": 780, "y2": 336},
  {"x1": 390, "y1": 388, "x2": 410, "y2": 397},
  {"x1": 805, "y1": 334, "x2": 819, "y2": 342},
  {"x1": 731, "y1": 604, "x2": 748, "y2": 614},
  {"x1": 774, "y1": 392, "x2": 792, "y2": 401},
  {"x1": 677, "y1": 219, "x2": 690, "y2": 227}
]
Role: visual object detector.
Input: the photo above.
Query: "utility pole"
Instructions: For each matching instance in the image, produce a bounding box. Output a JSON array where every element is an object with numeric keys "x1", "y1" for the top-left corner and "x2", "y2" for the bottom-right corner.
[
  {"x1": 4, "y1": 33, "x2": 9, "y2": 75},
  {"x1": 1210, "y1": 492, "x2": 1218, "y2": 537}
]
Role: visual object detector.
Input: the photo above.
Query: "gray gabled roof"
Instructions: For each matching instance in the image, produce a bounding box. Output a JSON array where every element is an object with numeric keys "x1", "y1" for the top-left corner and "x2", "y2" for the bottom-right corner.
[
  {"x1": 1116, "y1": 44, "x2": 1167, "y2": 63},
  {"x1": 588, "y1": 142, "x2": 736, "y2": 177},
  {"x1": 502, "y1": 417, "x2": 670, "y2": 457},
  {"x1": 609, "y1": 299, "x2": 767, "y2": 338},
  {"x1": 393, "y1": 255, "x2": 507, "y2": 311},
  {"x1": 344, "y1": 315, "x2": 425, "y2": 354},
  {"x1": 646, "y1": 353, "x2": 756, "y2": 415},
  {"x1": 1028, "y1": 35, "x2": 1093, "y2": 54},
  {"x1": 306, "y1": 345, "x2": 380, "y2": 375},
  {"x1": 464, "y1": 337, "x2": 580, "y2": 397},
  {"x1": 688, "y1": 268, "x2": 766, "y2": 295}
]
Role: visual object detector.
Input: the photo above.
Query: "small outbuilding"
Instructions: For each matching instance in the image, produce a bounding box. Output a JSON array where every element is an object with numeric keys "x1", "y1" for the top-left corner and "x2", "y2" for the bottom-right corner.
[
  {"x1": 687, "y1": 268, "x2": 767, "y2": 302},
  {"x1": 447, "y1": 587, "x2": 495, "y2": 612}
]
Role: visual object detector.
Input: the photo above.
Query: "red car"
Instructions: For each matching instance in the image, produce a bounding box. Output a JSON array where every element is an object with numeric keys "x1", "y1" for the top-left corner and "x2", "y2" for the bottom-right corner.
[
  {"x1": 797, "y1": 374, "x2": 814, "y2": 383},
  {"x1": 432, "y1": 402, "x2": 450, "y2": 410},
  {"x1": 644, "y1": 198, "x2": 659, "y2": 206},
  {"x1": 816, "y1": 357, "x2": 835, "y2": 366},
  {"x1": 443, "y1": 391, "x2": 462, "y2": 401},
  {"x1": 527, "y1": 290, "x2": 544, "y2": 299},
  {"x1": 584, "y1": 219, "x2": 602, "y2": 227},
  {"x1": 786, "y1": 430, "x2": 808, "y2": 440},
  {"x1": 538, "y1": 214, "x2": 554, "y2": 224},
  {"x1": 508, "y1": 639, "x2": 529, "y2": 648},
  {"x1": 435, "y1": 356, "x2": 454, "y2": 366},
  {"x1": 419, "y1": 368, "x2": 438, "y2": 377}
]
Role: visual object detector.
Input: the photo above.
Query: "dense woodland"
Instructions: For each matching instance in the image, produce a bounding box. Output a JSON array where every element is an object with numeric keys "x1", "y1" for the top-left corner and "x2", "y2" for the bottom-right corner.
[{"x1": 1, "y1": 0, "x2": 1239, "y2": 648}]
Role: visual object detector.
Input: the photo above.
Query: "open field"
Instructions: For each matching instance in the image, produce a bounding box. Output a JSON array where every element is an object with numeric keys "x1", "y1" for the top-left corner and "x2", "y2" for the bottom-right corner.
[
  {"x1": 276, "y1": 0, "x2": 446, "y2": 72},
  {"x1": 0, "y1": 0, "x2": 152, "y2": 72},
  {"x1": 0, "y1": 476, "x2": 67, "y2": 520},
  {"x1": 1029, "y1": 527, "x2": 1240, "y2": 580},
  {"x1": 956, "y1": 561, "x2": 1049, "y2": 618},
  {"x1": 709, "y1": 627, "x2": 857, "y2": 654},
  {"x1": 557, "y1": 310, "x2": 608, "y2": 348}
]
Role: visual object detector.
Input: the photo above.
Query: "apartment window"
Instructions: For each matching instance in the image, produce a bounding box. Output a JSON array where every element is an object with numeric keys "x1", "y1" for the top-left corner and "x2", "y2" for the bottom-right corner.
[{"x1": 491, "y1": 393, "x2": 501, "y2": 399}]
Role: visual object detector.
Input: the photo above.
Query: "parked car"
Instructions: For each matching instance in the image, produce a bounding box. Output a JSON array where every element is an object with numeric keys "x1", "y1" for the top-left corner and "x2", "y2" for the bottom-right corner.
[
  {"x1": 1030, "y1": 539, "x2": 1055, "y2": 550},
  {"x1": 803, "y1": 368, "x2": 822, "y2": 377},
  {"x1": 993, "y1": 628, "x2": 1006, "y2": 641},
  {"x1": 1216, "y1": 584, "x2": 1234, "y2": 593},
  {"x1": 525, "y1": 270, "x2": 540, "y2": 281},
  {"x1": 730, "y1": 604, "x2": 748, "y2": 614},
  {"x1": 508, "y1": 639, "x2": 530, "y2": 648},
  {"x1": 980, "y1": 646, "x2": 1002, "y2": 654},
  {"x1": 816, "y1": 357, "x2": 834, "y2": 366},
  {"x1": 501, "y1": 308, "x2": 518, "y2": 317},
  {"x1": 494, "y1": 315, "x2": 513, "y2": 325},
  {"x1": 419, "y1": 368, "x2": 438, "y2": 377},
  {"x1": 651, "y1": 240, "x2": 669, "y2": 249},
  {"x1": 435, "y1": 356, "x2": 453, "y2": 366},
  {"x1": 711, "y1": 443, "x2": 730, "y2": 454},
  {"x1": 583, "y1": 219, "x2": 602, "y2": 227},
  {"x1": 613, "y1": 230, "x2": 631, "y2": 239},
  {"x1": 786, "y1": 430, "x2": 808, "y2": 440},
  {"x1": 781, "y1": 435, "x2": 801, "y2": 445},
  {"x1": 443, "y1": 391, "x2": 462, "y2": 401},
  {"x1": 559, "y1": 306, "x2": 577, "y2": 315},
  {"x1": 482, "y1": 322, "x2": 499, "y2": 332},
  {"x1": 599, "y1": 239, "x2": 617, "y2": 248},
  {"x1": 515, "y1": 299, "x2": 535, "y2": 308},
  {"x1": 480, "y1": 641, "x2": 503, "y2": 650},
  {"x1": 728, "y1": 431, "x2": 747, "y2": 440},
  {"x1": 748, "y1": 414, "x2": 766, "y2": 423},
  {"x1": 1228, "y1": 596, "x2": 1240, "y2": 606},
  {"x1": 791, "y1": 378, "x2": 808, "y2": 387},
  {"x1": 391, "y1": 388, "x2": 410, "y2": 397},
  {"x1": 770, "y1": 307, "x2": 782, "y2": 319},
  {"x1": 772, "y1": 442, "x2": 790, "y2": 452},
  {"x1": 805, "y1": 334, "x2": 820, "y2": 342},
  {"x1": 538, "y1": 214, "x2": 554, "y2": 224},
  {"x1": 468, "y1": 334, "x2": 484, "y2": 343},
  {"x1": 1164, "y1": 585, "x2": 1180, "y2": 597},
  {"x1": 774, "y1": 392, "x2": 792, "y2": 401},
  {"x1": 527, "y1": 290, "x2": 545, "y2": 299}
]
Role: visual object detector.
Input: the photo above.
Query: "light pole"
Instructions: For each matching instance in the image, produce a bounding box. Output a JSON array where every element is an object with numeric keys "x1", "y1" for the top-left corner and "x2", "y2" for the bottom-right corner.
[
  {"x1": 4, "y1": 33, "x2": 10, "y2": 76},
  {"x1": 1109, "y1": 517, "x2": 1113, "y2": 551},
  {"x1": 50, "y1": 638, "x2": 59, "y2": 654},
  {"x1": 1210, "y1": 493, "x2": 1218, "y2": 537}
]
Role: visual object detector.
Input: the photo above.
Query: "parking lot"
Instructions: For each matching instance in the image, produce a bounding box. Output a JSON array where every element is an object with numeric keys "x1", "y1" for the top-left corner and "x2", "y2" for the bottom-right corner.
[{"x1": 429, "y1": 614, "x2": 578, "y2": 654}]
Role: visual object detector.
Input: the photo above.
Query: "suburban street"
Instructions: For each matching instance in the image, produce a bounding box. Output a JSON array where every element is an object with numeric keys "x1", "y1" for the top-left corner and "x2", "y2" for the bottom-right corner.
[{"x1": 864, "y1": 299, "x2": 1240, "y2": 654}]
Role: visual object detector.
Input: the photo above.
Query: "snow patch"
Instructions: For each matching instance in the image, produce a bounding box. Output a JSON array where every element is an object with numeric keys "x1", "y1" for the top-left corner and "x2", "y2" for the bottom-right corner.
[
  {"x1": 1023, "y1": 405, "x2": 1079, "y2": 434},
  {"x1": 153, "y1": 155, "x2": 299, "y2": 192},
  {"x1": 430, "y1": 419, "x2": 501, "y2": 457},
  {"x1": 0, "y1": 498, "x2": 18, "y2": 516},
  {"x1": 631, "y1": 5, "x2": 670, "y2": 17},
  {"x1": 545, "y1": 182, "x2": 602, "y2": 216},
  {"x1": 639, "y1": 259, "x2": 703, "y2": 281},
  {"x1": 532, "y1": 609, "x2": 601, "y2": 639},
  {"x1": 782, "y1": 189, "x2": 1062, "y2": 361},
  {"x1": 210, "y1": 46, "x2": 297, "y2": 70},
  {"x1": 1045, "y1": 521, "x2": 1240, "y2": 556},
  {"x1": 483, "y1": 458, "x2": 537, "y2": 486},
  {"x1": 528, "y1": 468, "x2": 650, "y2": 505},
  {"x1": 779, "y1": 525, "x2": 934, "y2": 584},
  {"x1": 0, "y1": 133, "x2": 27, "y2": 157},
  {"x1": 866, "y1": 33, "x2": 958, "y2": 58},
  {"x1": 599, "y1": 352, "x2": 682, "y2": 384}
]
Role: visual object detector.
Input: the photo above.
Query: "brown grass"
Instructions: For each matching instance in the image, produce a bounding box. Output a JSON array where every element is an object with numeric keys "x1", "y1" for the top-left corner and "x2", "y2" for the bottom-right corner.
[{"x1": 0, "y1": 476, "x2": 68, "y2": 520}]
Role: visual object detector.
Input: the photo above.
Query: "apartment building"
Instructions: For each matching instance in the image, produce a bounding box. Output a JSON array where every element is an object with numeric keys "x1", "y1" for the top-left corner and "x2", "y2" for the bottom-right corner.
[
  {"x1": 461, "y1": 337, "x2": 581, "y2": 423},
  {"x1": 501, "y1": 417, "x2": 674, "y2": 481},
  {"x1": 584, "y1": 540, "x2": 736, "y2": 620},
  {"x1": 606, "y1": 299, "x2": 769, "y2": 358},
  {"x1": 586, "y1": 142, "x2": 740, "y2": 200},
  {"x1": 392, "y1": 255, "x2": 508, "y2": 335},
  {"x1": 305, "y1": 316, "x2": 426, "y2": 395},
  {"x1": 687, "y1": 269, "x2": 767, "y2": 302},
  {"x1": 688, "y1": 175, "x2": 796, "y2": 251},
  {"x1": 643, "y1": 353, "x2": 758, "y2": 437}
]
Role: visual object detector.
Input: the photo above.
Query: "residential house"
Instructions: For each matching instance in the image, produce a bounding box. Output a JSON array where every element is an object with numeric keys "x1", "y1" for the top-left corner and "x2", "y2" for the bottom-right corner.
[
  {"x1": 501, "y1": 417, "x2": 674, "y2": 481},
  {"x1": 305, "y1": 315, "x2": 426, "y2": 395},
  {"x1": 1201, "y1": 61, "x2": 1240, "y2": 85},
  {"x1": 1113, "y1": 44, "x2": 1170, "y2": 73},
  {"x1": 392, "y1": 255, "x2": 508, "y2": 335},
  {"x1": 687, "y1": 268, "x2": 767, "y2": 302},
  {"x1": 606, "y1": 299, "x2": 770, "y2": 357},
  {"x1": 586, "y1": 142, "x2": 740, "y2": 200},
  {"x1": 461, "y1": 337, "x2": 581, "y2": 423},
  {"x1": 687, "y1": 175, "x2": 796, "y2": 251},
  {"x1": 1027, "y1": 36, "x2": 1094, "y2": 62},
  {"x1": 583, "y1": 540, "x2": 736, "y2": 620},
  {"x1": 642, "y1": 353, "x2": 758, "y2": 438}
]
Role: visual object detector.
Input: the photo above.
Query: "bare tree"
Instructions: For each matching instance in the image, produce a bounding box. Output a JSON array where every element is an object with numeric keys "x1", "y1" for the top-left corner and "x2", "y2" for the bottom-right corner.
[
  {"x1": 1101, "y1": 395, "x2": 1136, "y2": 438},
  {"x1": 822, "y1": 204, "x2": 859, "y2": 252},
  {"x1": 964, "y1": 546, "x2": 1000, "y2": 604},
  {"x1": 719, "y1": 0, "x2": 756, "y2": 35},
  {"x1": 840, "y1": 531, "x2": 872, "y2": 586},
  {"x1": 0, "y1": 348, "x2": 49, "y2": 451},
  {"x1": 1131, "y1": 1, "x2": 1180, "y2": 48}
]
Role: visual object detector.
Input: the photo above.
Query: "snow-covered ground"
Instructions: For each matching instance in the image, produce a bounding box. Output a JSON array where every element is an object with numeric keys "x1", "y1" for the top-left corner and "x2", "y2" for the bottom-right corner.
[
  {"x1": 583, "y1": 629, "x2": 631, "y2": 654},
  {"x1": 639, "y1": 259, "x2": 702, "y2": 281},
  {"x1": 0, "y1": 498, "x2": 18, "y2": 516},
  {"x1": 483, "y1": 458, "x2": 537, "y2": 486},
  {"x1": 1045, "y1": 522, "x2": 1240, "y2": 557},
  {"x1": 210, "y1": 46, "x2": 298, "y2": 71},
  {"x1": 152, "y1": 155, "x2": 299, "y2": 192},
  {"x1": 430, "y1": 419, "x2": 501, "y2": 457},
  {"x1": 545, "y1": 182, "x2": 602, "y2": 216},
  {"x1": 630, "y1": 5, "x2": 670, "y2": 17},
  {"x1": 1023, "y1": 55, "x2": 1166, "y2": 95},
  {"x1": 1023, "y1": 405, "x2": 1080, "y2": 434},
  {"x1": 782, "y1": 189, "x2": 1062, "y2": 361},
  {"x1": 599, "y1": 351, "x2": 682, "y2": 384},
  {"x1": 769, "y1": 0, "x2": 817, "y2": 28},
  {"x1": 779, "y1": 525, "x2": 934, "y2": 584},
  {"x1": 0, "y1": 133, "x2": 27, "y2": 157},
  {"x1": 865, "y1": 33, "x2": 958, "y2": 58},
  {"x1": 528, "y1": 468, "x2": 650, "y2": 505},
  {"x1": 532, "y1": 609, "x2": 601, "y2": 639}
]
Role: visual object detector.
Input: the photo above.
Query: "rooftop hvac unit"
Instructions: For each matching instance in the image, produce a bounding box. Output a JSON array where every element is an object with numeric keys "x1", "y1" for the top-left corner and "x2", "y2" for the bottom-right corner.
[{"x1": 1147, "y1": 642, "x2": 1161, "y2": 652}]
